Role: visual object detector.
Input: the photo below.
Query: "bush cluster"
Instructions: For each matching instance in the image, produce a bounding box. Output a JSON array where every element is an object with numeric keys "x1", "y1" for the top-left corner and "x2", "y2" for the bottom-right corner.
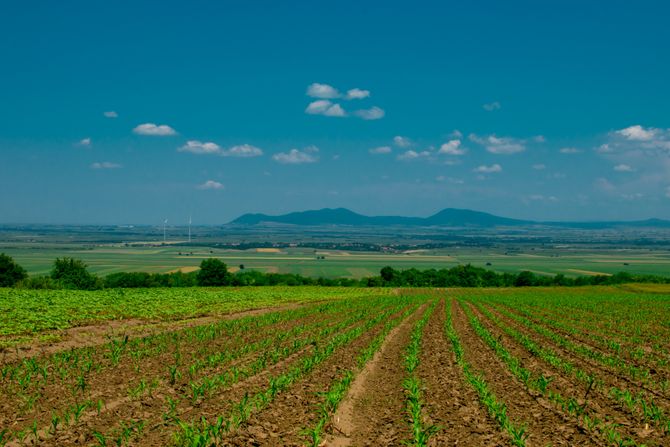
[{"x1": 1, "y1": 253, "x2": 668, "y2": 290}]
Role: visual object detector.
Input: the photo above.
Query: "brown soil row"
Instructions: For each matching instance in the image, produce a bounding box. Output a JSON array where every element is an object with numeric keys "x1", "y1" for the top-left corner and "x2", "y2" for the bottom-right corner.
[
  {"x1": 322, "y1": 304, "x2": 426, "y2": 446},
  {"x1": 417, "y1": 300, "x2": 506, "y2": 446},
  {"x1": 466, "y1": 301, "x2": 661, "y2": 445},
  {"x1": 451, "y1": 299, "x2": 601, "y2": 446},
  {"x1": 60, "y1": 302, "x2": 408, "y2": 446},
  {"x1": 1, "y1": 302, "x2": 357, "y2": 444}
]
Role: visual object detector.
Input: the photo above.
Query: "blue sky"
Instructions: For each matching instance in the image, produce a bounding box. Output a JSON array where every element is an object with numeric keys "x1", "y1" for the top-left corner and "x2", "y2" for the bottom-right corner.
[{"x1": 1, "y1": 0, "x2": 669, "y2": 224}]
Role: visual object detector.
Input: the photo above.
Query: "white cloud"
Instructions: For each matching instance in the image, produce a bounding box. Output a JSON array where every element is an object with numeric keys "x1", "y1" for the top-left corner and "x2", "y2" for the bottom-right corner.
[
  {"x1": 469, "y1": 134, "x2": 525, "y2": 154},
  {"x1": 482, "y1": 101, "x2": 501, "y2": 111},
  {"x1": 532, "y1": 164, "x2": 546, "y2": 170},
  {"x1": 436, "y1": 176, "x2": 464, "y2": 184},
  {"x1": 616, "y1": 125, "x2": 658, "y2": 141},
  {"x1": 438, "y1": 139, "x2": 465, "y2": 155},
  {"x1": 178, "y1": 141, "x2": 263, "y2": 157},
  {"x1": 596, "y1": 144, "x2": 613, "y2": 153},
  {"x1": 398, "y1": 150, "x2": 431, "y2": 161},
  {"x1": 354, "y1": 106, "x2": 385, "y2": 120},
  {"x1": 346, "y1": 88, "x2": 370, "y2": 100},
  {"x1": 559, "y1": 147, "x2": 581, "y2": 154},
  {"x1": 614, "y1": 163, "x2": 633, "y2": 172},
  {"x1": 473, "y1": 164, "x2": 502, "y2": 173},
  {"x1": 103, "y1": 111, "x2": 118, "y2": 118},
  {"x1": 272, "y1": 148, "x2": 319, "y2": 164},
  {"x1": 533, "y1": 135, "x2": 546, "y2": 143},
  {"x1": 197, "y1": 180, "x2": 224, "y2": 190},
  {"x1": 621, "y1": 193, "x2": 644, "y2": 200},
  {"x1": 306, "y1": 83, "x2": 340, "y2": 99},
  {"x1": 305, "y1": 100, "x2": 346, "y2": 117},
  {"x1": 222, "y1": 144, "x2": 263, "y2": 158},
  {"x1": 393, "y1": 136, "x2": 412, "y2": 147},
  {"x1": 133, "y1": 123, "x2": 177, "y2": 136},
  {"x1": 178, "y1": 140, "x2": 222, "y2": 154},
  {"x1": 91, "y1": 161, "x2": 121, "y2": 169},
  {"x1": 450, "y1": 130, "x2": 463, "y2": 139},
  {"x1": 369, "y1": 146, "x2": 392, "y2": 154},
  {"x1": 78, "y1": 138, "x2": 91, "y2": 147},
  {"x1": 594, "y1": 177, "x2": 616, "y2": 192}
]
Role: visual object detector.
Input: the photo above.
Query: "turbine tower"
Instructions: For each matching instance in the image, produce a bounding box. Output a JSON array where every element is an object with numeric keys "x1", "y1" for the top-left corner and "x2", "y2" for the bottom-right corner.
[{"x1": 163, "y1": 218, "x2": 168, "y2": 242}]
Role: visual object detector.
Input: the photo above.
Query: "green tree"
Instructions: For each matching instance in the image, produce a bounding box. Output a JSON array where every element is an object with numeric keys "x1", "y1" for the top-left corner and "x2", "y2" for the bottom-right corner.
[
  {"x1": 0, "y1": 253, "x2": 28, "y2": 287},
  {"x1": 51, "y1": 257, "x2": 98, "y2": 290},
  {"x1": 196, "y1": 258, "x2": 229, "y2": 286}
]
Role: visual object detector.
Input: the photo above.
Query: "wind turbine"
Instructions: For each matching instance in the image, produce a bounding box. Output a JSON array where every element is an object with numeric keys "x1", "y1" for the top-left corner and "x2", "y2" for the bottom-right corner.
[
  {"x1": 188, "y1": 215, "x2": 192, "y2": 244},
  {"x1": 163, "y1": 218, "x2": 168, "y2": 242}
]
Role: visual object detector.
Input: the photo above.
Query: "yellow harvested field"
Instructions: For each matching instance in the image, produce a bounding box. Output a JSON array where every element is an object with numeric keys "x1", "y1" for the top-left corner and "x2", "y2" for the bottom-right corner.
[
  {"x1": 566, "y1": 269, "x2": 612, "y2": 276},
  {"x1": 256, "y1": 248, "x2": 282, "y2": 253}
]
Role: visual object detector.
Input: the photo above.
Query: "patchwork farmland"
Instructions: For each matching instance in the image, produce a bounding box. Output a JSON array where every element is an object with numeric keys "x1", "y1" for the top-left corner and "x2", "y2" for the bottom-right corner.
[{"x1": 0, "y1": 286, "x2": 669, "y2": 446}]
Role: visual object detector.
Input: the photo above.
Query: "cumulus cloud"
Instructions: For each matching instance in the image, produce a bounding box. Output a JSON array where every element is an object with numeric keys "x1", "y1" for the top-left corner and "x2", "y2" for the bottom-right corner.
[
  {"x1": 346, "y1": 88, "x2": 370, "y2": 100},
  {"x1": 482, "y1": 101, "x2": 501, "y2": 111},
  {"x1": 103, "y1": 111, "x2": 118, "y2": 118},
  {"x1": 528, "y1": 194, "x2": 558, "y2": 202},
  {"x1": 178, "y1": 141, "x2": 263, "y2": 157},
  {"x1": 369, "y1": 146, "x2": 392, "y2": 154},
  {"x1": 354, "y1": 106, "x2": 385, "y2": 120},
  {"x1": 197, "y1": 180, "x2": 224, "y2": 190},
  {"x1": 559, "y1": 147, "x2": 581, "y2": 154},
  {"x1": 78, "y1": 138, "x2": 91, "y2": 147},
  {"x1": 306, "y1": 83, "x2": 340, "y2": 99},
  {"x1": 178, "y1": 140, "x2": 222, "y2": 154},
  {"x1": 91, "y1": 161, "x2": 121, "y2": 169},
  {"x1": 393, "y1": 136, "x2": 412, "y2": 147},
  {"x1": 398, "y1": 150, "x2": 431, "y2": 161},
  {"x1": 473, "y1": 164, "x2": 502, "y2": 173},
  {"x1": 438, "y1": 140, "x2": 465, "y2": 155},
  {"x1": 272, "y1": 148, "x2": 319, "y2": 164},
  {"x1": 223, "y1": 144, "x2": 263, "y2": 157},
  {"x1": 305, "y1": 100, "x2": 346, "y2": 117},
  {"x1": 469, "y1": 134, "x2": 526, "y2": 154},
  {"x1": 133, "y1": 123, "x2": 177, "y2": 136},
  {"x1": 614, "y1": 163, "x2": 633, "y2": 172},
  {"x1": 532, "y1": 164, "x2": 546, "y2": 170},
  {"x1": 616, "y1": 125, "x2": 658, "y2": 141}
]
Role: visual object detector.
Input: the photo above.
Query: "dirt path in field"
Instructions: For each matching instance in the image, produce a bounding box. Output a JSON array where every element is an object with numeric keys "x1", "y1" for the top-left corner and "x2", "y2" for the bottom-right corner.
[
  {"x1": 0, "y1": 301, "x2": 314, "y2": 362},
  {"x1": 452, "y1": 300, "x2": 601, "y2": 446},
  {"x1": 219, "y1": 304, "x2": 423, "y2": 446},
  {"x1": 418, "y1": 299, "x2": 506, "y2": 446},
  {"x1": 323, "y1": 305, "x2": 427, "y2": 446}
]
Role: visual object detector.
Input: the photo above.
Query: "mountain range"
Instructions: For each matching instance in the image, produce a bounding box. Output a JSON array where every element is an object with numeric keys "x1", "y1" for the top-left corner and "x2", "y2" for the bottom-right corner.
[{"x1": 229, "y1": 208, "x2": 670, "y2": 229}]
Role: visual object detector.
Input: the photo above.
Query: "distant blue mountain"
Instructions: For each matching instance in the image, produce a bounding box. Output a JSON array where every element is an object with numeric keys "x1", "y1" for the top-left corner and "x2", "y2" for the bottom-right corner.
[{"x1": 229, "y1": 207, "x2": 670, "y2": 229}]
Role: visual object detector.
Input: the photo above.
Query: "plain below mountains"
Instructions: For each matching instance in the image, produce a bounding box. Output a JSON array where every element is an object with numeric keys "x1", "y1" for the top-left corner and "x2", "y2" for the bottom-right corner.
[{"x1": 229, "y1": 208, "x2": 670, "y2": 229}]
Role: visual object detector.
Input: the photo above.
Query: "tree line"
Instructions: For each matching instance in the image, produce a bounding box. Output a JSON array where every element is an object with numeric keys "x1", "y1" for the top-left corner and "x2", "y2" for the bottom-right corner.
[{"x1": 1, "y1": 253, "x2": 668, "y2": 290}]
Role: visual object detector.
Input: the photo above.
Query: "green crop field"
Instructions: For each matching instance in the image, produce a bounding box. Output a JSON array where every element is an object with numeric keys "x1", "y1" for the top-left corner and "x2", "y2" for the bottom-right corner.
[
  {"x1": 1, "y1": 285, "x2": 669, "y2": 446},
  {"x1": 2, "y1": 242, "x2": 670, "y2": 279}
]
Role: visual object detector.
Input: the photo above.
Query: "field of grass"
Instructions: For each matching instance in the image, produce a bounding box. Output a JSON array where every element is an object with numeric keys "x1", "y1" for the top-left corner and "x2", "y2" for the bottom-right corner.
[
  {"x1": 0, "y1": 285, "x2": 669, "y2": 446},
  {"x1": 2, "y1": 242, "x2": 670, "y2": 279}
]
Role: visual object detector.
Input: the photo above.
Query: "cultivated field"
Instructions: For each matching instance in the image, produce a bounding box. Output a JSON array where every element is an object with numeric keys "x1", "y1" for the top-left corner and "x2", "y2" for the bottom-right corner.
[
  {"x1": 0, "y1": 286, "x2": 669, "y2": 446},
  {"x1": 3, "y1": 243, "x2": 670, "y2": 279}
]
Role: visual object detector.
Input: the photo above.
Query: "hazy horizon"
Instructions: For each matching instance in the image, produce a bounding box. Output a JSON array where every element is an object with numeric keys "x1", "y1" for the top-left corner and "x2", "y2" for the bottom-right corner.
[{"x1": 2, "y1": 1, "x2": 670, "y2": 225}]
